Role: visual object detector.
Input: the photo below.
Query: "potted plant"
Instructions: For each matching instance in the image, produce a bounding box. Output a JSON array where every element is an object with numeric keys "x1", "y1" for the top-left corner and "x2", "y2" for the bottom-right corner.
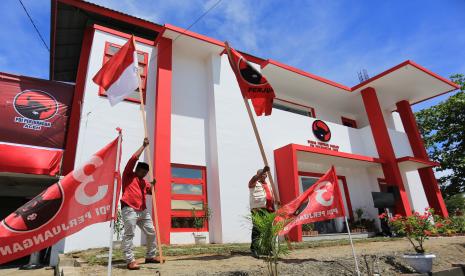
[
  {"x1": 350, "y1": 208, "x2": 368, "y2": 233},
  {"x1": 302, "y1": 223, "x2": 318, "y2": 236},
  {"x1": 192, "y1": 205, "x2": 211, "y2": 244},
  {"x1": 383, "y1": 208, "x2": 436, "y2": 273}
]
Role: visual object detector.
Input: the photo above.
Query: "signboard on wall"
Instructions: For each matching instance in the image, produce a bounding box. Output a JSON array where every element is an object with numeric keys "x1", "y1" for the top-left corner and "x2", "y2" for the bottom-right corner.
[
  {"x1": 308, "y1": 120, "x2": 340, "y2": 151},
  {"x1": 0, "y1": 73, "x2": 74, "y2": 149}
]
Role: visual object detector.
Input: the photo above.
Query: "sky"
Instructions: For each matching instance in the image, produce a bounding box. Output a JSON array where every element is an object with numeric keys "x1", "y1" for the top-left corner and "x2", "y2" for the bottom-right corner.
[{"x1": 0, "y1": 0, "x2": 464, "y2": 111}]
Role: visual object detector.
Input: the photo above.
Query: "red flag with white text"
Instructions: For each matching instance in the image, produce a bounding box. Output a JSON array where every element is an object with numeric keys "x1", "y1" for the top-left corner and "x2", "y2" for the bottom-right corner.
[
  {"x1": 224, "y1": 43, "x2": 275, "y2": 116},
  {"x1": 276, "y1": 166, "x2": 345, "y2": 235},
  {"x1": 0, "y1": 137, "x2": 121, "y2": 264}
]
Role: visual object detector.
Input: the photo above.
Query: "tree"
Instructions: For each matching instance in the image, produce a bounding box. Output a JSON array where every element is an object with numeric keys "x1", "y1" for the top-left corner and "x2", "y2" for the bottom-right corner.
[{"x1": 415, "y1": 74, "x2": 465, "y2": 198}]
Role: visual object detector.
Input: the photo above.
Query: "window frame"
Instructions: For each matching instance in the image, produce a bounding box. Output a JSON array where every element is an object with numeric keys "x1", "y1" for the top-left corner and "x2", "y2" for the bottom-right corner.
[
  {"x1": 98, "y1": 41, "x2": 149, "y2": 104},
  {"x1": 341, "y1": 117, "x2": 358, "y2": 128},
  {"x1": 273, "y1": 98, "x2": 316, "y2": 118},
  {"x1": 170, "y1": 163, "x2": 208, "y2": 232}
]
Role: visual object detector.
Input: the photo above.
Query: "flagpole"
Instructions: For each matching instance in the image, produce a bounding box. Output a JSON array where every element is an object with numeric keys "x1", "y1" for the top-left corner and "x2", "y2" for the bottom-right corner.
[
  {"x1": 224, "y1": 42, "x2": 280, "y2": 203},
  {"x1": 133, "y1": 36, "x2": 164, "y2": 262},
  {"x1": 344, "y1": 216, "x2": 361, "y2": 276},
  {"x1": 107, "y1": 130, "x2": 122, "y2": 276}
]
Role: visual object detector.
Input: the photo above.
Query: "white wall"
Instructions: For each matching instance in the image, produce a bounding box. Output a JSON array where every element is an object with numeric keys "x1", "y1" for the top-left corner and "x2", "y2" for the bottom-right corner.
[{"x1": 63, "y1": 30, "x2": 157, "y2": 252}]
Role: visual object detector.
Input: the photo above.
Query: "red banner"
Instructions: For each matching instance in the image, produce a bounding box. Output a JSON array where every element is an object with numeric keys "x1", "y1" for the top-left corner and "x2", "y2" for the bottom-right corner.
[
  {"x1": 276, "y1": 166, "x2": 345, "y2": 235},
  {"x1": 0, "y1": 137, "x2": 121, "y2": 264},
  {"x1": 0, "y1": 72, "x2": 74, "y2": 149},
  {"x1": 224, "y1": 43, "x2": 275, "y2": 116}
]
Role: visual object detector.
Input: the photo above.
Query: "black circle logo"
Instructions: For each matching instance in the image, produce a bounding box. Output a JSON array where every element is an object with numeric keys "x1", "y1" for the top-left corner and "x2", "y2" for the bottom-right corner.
[
  {"x1": 312, "y1": 120, "x2": 331, "y2": 142},
  {"x1": 2, "y1": 182, "x2": 64, "y2": 232},
  {"x1": 238, "y1": 57, "x2": 268, "y2": 86},
  {"x1": 13, "y1": 90, "x2": 59, "y2": 121}
]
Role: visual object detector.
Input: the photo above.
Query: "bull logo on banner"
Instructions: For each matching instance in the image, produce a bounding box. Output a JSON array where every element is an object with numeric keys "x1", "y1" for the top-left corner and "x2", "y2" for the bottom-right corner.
[{"x1": 13, "y1": 90, "x2": 59, "y2": 121}]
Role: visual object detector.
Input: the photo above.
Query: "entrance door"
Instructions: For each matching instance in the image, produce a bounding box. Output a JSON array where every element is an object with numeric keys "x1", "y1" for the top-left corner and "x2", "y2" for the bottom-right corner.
[{"x1": 298, "y1": 174, "x2": 350, "y2": 234}]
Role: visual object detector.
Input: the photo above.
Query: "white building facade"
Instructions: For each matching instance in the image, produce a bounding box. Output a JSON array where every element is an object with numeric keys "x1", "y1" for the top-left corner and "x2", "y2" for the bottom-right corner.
[{"x1": 35, "y1": 0, "x2": 463, "y2": 255}]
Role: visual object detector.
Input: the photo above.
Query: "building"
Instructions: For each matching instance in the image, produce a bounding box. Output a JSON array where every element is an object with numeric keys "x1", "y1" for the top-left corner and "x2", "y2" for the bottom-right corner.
[{"x1": 0, "y1": 0, "x2": 459, "y2": 264}]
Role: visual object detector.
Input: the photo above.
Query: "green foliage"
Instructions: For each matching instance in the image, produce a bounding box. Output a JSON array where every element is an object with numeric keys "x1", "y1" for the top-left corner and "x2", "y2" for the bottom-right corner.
[
  {"x1": 386, "y1": 208, "x2": 435, "y2": 254},
  {"x1": 449, "y1": 215, "x2": 465, "y2": 233},
  {"x1": 192, "y1": 205, "x2": 212, "y2": 230},
  {"x1": 355, "y1": 208, "x2": 364, "y2": 221},
  {"x1": 250, "y1": 211, "x2": 290, "y2": 276},
  {"x1": 415, "y1": 74, "x2": 465, "y2": 198},
  {"x1": 114, "y1": 209, "x2": 124, "y2": 240},
  {"x1": 302, "y1": 223, "x2": 314, "y2": 231},
  {"x1": 445, "y1": 193, "x2": 465, "y2": 214}
]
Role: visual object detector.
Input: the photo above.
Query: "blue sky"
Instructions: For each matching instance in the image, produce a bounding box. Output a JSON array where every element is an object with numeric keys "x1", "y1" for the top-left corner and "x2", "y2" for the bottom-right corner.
[{"x1": 0, "y1": 0, "x2": 464, "y2": 111}]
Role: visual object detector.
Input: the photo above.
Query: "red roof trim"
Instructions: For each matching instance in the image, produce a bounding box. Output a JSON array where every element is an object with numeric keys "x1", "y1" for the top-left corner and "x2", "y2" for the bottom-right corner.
[
  {"x1": 262, "y1": 59, "x2": 352, "y2": 91},
  {"x1": 396, "y1": 156, "x2": 440, "y2": 167},
  {"x1": 164, "y1": 23, "x2": 224, "y2": 47},
  {"x1": 56, "y1": 0, "x2": 164, "y2": 32},
  {"x1": 53, "y1": 1, "x2": 458, "y2": 102},
  {"x1": 352, "y1": 60, "x2": 460, "y2": 91},
  {"x1": 291, "y1": 144, "x2": 383, "y2": 164},
  {"x1": 93, "y1": 24, "x2": 156, "y2": 45}
]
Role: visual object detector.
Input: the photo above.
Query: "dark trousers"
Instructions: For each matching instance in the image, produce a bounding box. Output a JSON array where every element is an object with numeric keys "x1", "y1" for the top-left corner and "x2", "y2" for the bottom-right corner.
[{"x1": 250, "y1": 208, "x2": 270, "y2": 252}]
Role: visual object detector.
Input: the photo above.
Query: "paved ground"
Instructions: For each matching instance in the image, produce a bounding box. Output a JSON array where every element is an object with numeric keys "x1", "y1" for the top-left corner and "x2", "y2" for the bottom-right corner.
[{"x1": 2, "y1": 236, "x2": 465, "y2": 275}]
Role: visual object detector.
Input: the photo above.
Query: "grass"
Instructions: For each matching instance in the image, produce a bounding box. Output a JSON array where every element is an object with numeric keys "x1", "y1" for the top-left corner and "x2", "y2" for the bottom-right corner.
[{"x1": 69, "y1": 236, "x2": 400, "y2": 266}]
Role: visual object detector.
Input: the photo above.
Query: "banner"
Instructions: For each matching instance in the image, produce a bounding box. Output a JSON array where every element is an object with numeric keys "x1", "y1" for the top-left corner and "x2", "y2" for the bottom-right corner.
[
  {"x1": 0, "y1": 73, "x2": 74, "y2": 149},
  {"x1": 0, "y1": 137, "x2": 121, "y2": 264},
  {"x1": 276, "y1": 166, "x2": 345, "y2": 235},
  {"x1": 224, "y1": 43, "x2": 275, "y2": 116}
]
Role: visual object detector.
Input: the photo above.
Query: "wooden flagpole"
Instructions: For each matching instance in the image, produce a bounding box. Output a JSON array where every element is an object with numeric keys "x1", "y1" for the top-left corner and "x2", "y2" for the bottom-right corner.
[
  {"x1": 225, "y1": 42, "x2": 294, "y2": 249},
  {"x1": 133, "y1": 36, "x2": 164, "y2": 262},
  {"x1": 107, "y1": 130, "x2": 122, "y2": 276},
  {"x1": 224, "y1": 42, "x2": 280, "y2": 202}
]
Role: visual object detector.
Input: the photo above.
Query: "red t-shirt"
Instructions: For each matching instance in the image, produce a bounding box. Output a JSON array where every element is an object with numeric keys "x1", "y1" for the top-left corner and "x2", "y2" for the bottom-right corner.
[
  {"x1": 120, "y1": 155, "x2": 151, "y2": 211},
  {"x1": 261, "y1": 181, "x2": 275, "y2": 212}
]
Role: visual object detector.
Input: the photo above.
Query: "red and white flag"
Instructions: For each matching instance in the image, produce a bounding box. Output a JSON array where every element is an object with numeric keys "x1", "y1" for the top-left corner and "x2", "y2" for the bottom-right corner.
[
  {"x1": 276, "y1": 166, "x2": 346, "y2": 235},
  {"x1": 93, "y1": 36, "x2": 139, "y2": 106},
  {"x1": 0, "y1": 137, "x2": 121, "y2": 264},
  {"x1": 224, "y1": 43, "x2": 275, "y2": 116}
]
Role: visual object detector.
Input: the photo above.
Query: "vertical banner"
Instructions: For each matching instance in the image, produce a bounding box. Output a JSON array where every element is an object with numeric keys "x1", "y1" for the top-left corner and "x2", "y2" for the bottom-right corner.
[
  {"x1": 0, "y1": 73, "x2": 74, "y2": 149},
  {"x1": 0, "y1": 137, "x2": 121, "y2": 264}
]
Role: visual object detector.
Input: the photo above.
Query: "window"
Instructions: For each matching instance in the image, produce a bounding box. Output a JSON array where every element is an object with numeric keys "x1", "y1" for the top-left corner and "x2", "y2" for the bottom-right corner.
[
  {"x1": 272, "y1": 98, "x2": 315, "y2": 118},
  {"x1": 99, "y1": 42, "x2": 149, "y2": 103},
  {"x1": 341, "y1": 117, "x2": 357, "y2": 128},
  {"x1": 170, "y1": 164, "x2": 208, "y2": 232}
]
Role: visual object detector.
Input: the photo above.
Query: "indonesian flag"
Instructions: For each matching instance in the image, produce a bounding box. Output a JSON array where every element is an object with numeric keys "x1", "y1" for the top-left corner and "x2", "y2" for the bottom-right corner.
[
  {"x1": 0, "y1": 137, "x2": 121, "y2": 264},
  {"x1": 93, "y1": 36, "x2": 139, "y2": 106},
  {"x1": 224, "y1": 42, "x2": 275, "y2": 116},
  {"x1": 276, "y1": 166, "x2": 345, "y2": 235}
]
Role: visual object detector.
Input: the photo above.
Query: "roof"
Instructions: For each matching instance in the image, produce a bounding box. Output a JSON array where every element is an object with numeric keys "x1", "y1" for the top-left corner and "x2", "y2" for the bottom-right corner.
[{"x1": 51, "y1": 0, "x2": 459, "y2": 108}]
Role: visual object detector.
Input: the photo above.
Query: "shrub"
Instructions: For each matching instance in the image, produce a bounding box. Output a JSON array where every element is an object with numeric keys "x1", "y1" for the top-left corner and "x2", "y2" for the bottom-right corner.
[
  {"x1": 250, "y1": 210, "x2": 290, "y2": 276},
  {"x1": 383, "y1": 208, "x2": 434, "y2": 254}
]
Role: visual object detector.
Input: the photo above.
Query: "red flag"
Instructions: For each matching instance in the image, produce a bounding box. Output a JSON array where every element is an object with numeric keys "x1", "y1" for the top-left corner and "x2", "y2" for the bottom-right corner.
[
  {"x1": 224, "y1": 43, "x2": 275, "y2": 116},
  {"x1": 92, "y1": 36, "x2": 139, "y2": 106},
  {"x1": 276, "y1": 166, "x2": 346, "y2": 235},
  {"x1": 0, "y1": 137, "x2": 121, "y2": 264}
]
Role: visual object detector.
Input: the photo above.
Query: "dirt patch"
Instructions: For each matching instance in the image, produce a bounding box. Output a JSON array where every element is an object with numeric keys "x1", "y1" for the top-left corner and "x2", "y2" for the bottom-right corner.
[{"x1": 75, "y1": 236, "x2": 465, "y2": 275}]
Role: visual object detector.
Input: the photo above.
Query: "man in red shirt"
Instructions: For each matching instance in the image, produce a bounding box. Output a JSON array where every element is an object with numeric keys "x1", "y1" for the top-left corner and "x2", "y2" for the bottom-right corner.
[{"x1": 121, "y1": 138, "x2": 162, "y2": 270}]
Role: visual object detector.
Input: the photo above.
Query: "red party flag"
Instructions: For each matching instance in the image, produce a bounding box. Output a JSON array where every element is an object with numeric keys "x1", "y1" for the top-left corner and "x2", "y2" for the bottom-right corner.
[
  {"x1": 0, "y1": 136, "x2": 121, "y2": 264},
  {"x1": 224, "y1": 42, "x2": 275, "y2": 116},
  {"x1": 276, "y1": 166, "x2": 346, "y2": 235}
]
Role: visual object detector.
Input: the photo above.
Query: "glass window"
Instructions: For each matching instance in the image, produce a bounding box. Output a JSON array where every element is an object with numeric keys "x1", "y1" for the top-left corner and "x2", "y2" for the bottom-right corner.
[
  {"x1": 171, "y1": 200, "x2": 203, "y2": 210},
  {"x1": 171, "y1": 217, "x2": 196, "y2": 228},
  {"x1": 171, "y1": 167, "x2": 202, "y2": 179},
  {"x1": 171, "y1": 183, "x2": 202, "y2": 195},
  {"x1": 272, "y1": 99, "x2": 315, "y2": 118}
]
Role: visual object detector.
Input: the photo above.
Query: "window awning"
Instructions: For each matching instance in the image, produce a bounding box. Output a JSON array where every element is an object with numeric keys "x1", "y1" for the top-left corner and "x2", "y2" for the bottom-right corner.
[
  {"x1": 396, "y1": 156, "x2": 439, "y2": 172},
  {"x1": 0, "y1": 143, "x2": 63, "y2": 176}
]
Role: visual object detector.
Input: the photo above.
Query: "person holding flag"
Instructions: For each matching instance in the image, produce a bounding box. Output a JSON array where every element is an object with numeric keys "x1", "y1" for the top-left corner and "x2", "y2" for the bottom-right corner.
[
  {"x1": 248, "y1": 166, "x2": 276, "y2": 258},
  {"x1": 120, "y1": 138, "x2": 163, "y2": 270}
]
